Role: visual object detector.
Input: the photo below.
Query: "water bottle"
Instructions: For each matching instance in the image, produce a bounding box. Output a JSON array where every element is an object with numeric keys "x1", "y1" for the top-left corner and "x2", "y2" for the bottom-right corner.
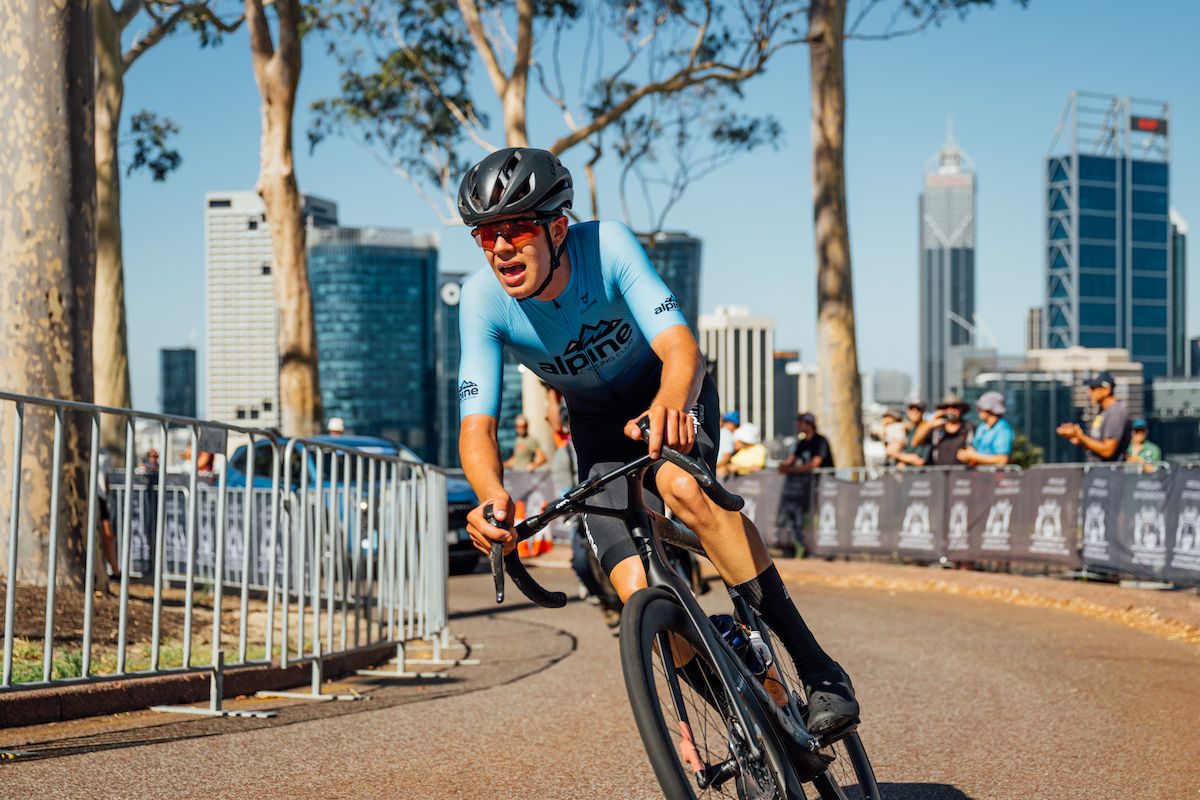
[
  {"x1": 709, "y1": 614, "x2": 765, "y2": 674},
  {"x1": 747, "y1": 630, "x2": 789, "y2": 708}
]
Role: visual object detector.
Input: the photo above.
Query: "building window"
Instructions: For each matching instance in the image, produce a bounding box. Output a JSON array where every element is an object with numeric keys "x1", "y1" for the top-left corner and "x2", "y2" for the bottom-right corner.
[
  {"x1": 236, "y1": 408, "x2": 246, "y2": 419},
  {"x1": 248, "y1": 220, "x2": 258, "y2": 230},
  {"x1": 263, "y1": 401, "x2": 273, "y2": 411},
  {"x1": 208, "y1": 198, "x2": 232, "y2": 208},
  {"x1": 250, "y1": 409, "x2": 260, "y2": 419},
  {"x1": 262, "y1": 264, "x2": 272, "y2": 275}
]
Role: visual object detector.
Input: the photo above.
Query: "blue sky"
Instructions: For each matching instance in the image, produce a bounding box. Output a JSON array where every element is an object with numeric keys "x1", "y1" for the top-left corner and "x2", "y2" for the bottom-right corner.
[{"x1": 120, "y1": 0, "x2": 1200, "y2": 413}]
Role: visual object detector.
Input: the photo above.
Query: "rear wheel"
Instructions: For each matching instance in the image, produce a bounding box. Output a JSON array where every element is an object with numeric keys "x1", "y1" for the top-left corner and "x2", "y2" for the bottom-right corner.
[{"x1": 620, "y1": 588, "x2": 801, "y2": 799}]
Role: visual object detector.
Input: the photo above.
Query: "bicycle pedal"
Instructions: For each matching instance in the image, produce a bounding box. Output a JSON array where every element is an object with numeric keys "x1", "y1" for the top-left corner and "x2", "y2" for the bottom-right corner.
[{"x1": 815, "y1": 718, "x2": 860, "y2": 747}]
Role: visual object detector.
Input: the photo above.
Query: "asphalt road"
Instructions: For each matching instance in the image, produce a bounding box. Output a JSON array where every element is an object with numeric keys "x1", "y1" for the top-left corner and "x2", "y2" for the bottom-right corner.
[{"x1": 3, "y1": 564, "x2": 1198, "y2": 800}]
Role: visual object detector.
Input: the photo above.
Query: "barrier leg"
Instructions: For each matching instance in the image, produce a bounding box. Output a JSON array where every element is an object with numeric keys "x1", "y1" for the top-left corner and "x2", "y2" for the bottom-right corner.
[
  {"x1": 355, "y1": 641, "x2": 449, "y2": 680},
  {"x1": 151, "y1": 652, "x2": 277, "y2": 719},
  {"x1": 256, "y1": 641, "x2": 368, "y2": 702},
  {"x1": 401, "y1": 630, "x2": 482, "y2": 668}
]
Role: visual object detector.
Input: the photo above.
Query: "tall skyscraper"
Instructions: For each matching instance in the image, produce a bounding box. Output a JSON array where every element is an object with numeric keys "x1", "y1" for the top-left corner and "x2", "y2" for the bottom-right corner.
[
  {"x1": 308, "y1": 226, "x2": 438, "y2": 457},
  {"x1": 699, "y1": 306, "x2": 775, "y2": 436},
  {"x1": 205, "y1": 191, "x2": 337, "y2": 427},
  {"x1": 160, "y1": 347, "x2": 196, "y2": 418},
  {"x1": 637, "y1": 231, "x2": 702, "y2": 333},
  {"x1": 1170, "y1": 209, "x2": 1188, "y2": 376},
  {"x1": 863, "y1": 369, "x2": 913, "y2": 407},
  {"x1": 1044, "y1": 92, "x2": 1172, "y2": 378},
  {"x1": 919, "y1": 121, "x2": 976, "y2": 403},
  {"x1": 435, "y1": 273, "x2": 465, "y2": 467}
]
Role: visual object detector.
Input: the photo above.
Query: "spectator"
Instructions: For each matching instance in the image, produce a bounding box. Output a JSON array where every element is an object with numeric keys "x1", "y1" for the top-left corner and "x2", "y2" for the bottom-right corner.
[
  {"x1": 913, "y1": 394, "x2": 974, "y2": 466},
  {"x1": 504, "y1": 414, "x2": 547, "y2": 471},
  {"x1": 327, "y1": 417, "x2": 346, "y2": 435},
  {"x1": 1056, "y1": 371, "x2": 1131, "y2": 462},
  {"x1": 726, "y1": 423, "x2": 767, "y2": 475},
  {"x1": 1126, "y1": 419, "x2": 1162, "y2": 472},
  {"x1": 139, "y1": 448, "x2": 160, "y2": 474},
  {"x1": 894, "y1": 400, "x2": 931, "y2": 468},
  {"x1": 715, "y1": 411, "x2": 740, "y2": 475},
  {"x1": 96, "y1": 450, "x2": 120, "y2": 580},
  {"x1": 879, "y1": 407, "x2": 907, "y2": 465},
  {"x1": 958, "y1": 391, "x2": 1013, "y2": 466},
  {"x1": 778, "y1": 412, "x2": 834, "y2": 505}
]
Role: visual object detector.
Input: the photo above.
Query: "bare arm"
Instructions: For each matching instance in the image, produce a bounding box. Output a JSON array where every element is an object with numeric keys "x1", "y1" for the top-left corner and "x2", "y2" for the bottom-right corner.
[
  {"x1": 779, "y1": 455, "x2": 823, "y2": 474},
  {"x1": 625, "y1": 325, "x2": 704, "y2": 458},
  {"x1": 460, "y1": 414, "x2": 516, "y2": 554}
]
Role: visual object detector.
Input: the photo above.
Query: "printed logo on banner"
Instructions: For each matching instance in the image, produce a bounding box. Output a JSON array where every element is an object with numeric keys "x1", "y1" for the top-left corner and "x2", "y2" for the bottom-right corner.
[
  {"x1": 1030, "y1": 499, "x2": 1070, "y2": 557},
  {"x1": 1172, "y1": 506, "x2": 1200, "y2": 573},
  {"x1": 1082, "y1": 502, "x2": 1109, "y2": 561},
  {"x1": 898, "y1": 501, "x2": 935, "y2": 551},
  {"x1": 851, "y1": 501, "x2": 882, "y2": 548},
  {"x1": 947, "y1": 501, "x2": 970, "y2": 552},
  {"x1": 1131, "y1": 505, "x2": 1167, "y2": 569},
  {"x1": 981, "y1": 498, "x2": 1013, "y2": 552},
  {"x1": 816, "y1": 501, "x2": 839, "y2": 549}
]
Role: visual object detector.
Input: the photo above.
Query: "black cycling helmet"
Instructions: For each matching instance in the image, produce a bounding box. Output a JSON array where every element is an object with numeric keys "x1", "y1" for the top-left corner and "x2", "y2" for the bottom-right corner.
[
  {"x1": 459, "y1": 147, "x2": 574, "y2": 300},
  {"x1": 457, "y1": 147, "x2": 573, "y2": 226}
]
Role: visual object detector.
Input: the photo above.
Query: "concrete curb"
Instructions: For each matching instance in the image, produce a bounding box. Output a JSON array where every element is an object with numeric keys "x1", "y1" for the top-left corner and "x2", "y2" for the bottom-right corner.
[{"x1": 0, "y1": 641, "x2": 396, "y2": 728}]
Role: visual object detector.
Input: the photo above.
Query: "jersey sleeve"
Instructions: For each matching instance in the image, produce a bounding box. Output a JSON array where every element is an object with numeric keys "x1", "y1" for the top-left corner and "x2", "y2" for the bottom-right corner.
[
  {"x1": 600, "y1": 220, "x2": 689, "y2": 344},
  {"x1": 457, "y1": 277, "x2": 504, "y2": 419}
]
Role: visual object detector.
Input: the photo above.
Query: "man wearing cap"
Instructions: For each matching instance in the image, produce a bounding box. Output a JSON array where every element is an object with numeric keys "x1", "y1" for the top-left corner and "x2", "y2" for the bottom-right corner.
[
  {"x1": 912, "y1": 394, "x2": 974, "y2": 466},
  {"x1": 1126, "y1": 419, "x2": 1162, "y2": 472},
  {"x1": 958, "y1": 391, "x2": 1013, "y2": 466},
  {"x1": 779, "y1": 413, "x2": 834, "y2": 510},
  {"x1": 715, "y1": 410, "x2": 741, "y2": 474},
  {"x1": 893, "y1": 400, "x2": 932, "y2": 468},
  {"x1": 1056, "y1": 371, "x2": 1131, "y2": 462}
]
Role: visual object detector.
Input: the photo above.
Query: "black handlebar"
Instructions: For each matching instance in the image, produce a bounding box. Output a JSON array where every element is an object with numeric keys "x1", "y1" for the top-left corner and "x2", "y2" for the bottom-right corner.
[
  {"x1": 484, "y1": 504, "x2": 567, "y2": 609},
  {"x1": 483, "y1": 416, "x2": 744, "y2": 609}
]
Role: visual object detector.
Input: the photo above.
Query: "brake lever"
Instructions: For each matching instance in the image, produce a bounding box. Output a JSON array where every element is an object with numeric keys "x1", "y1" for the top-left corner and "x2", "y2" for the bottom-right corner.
[{"x1": 483, "y1": 503, "x2": 505, "y2": 604}]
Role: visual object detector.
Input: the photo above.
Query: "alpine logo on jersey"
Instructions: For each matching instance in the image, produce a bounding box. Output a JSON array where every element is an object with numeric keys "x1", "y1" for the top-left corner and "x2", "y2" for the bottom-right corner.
[
  {"x1": 539, "y1": 318, "x2": 634, "y2": 376},
  {"x1": 458, "y1": 380, "x2": 480, "y2": 400},
  {"x1": 653, "y1": 295, "x2": 680, "y2": 315},
  {"x1": 579, "y1": 290, "x2": 597, "y2": 313}
]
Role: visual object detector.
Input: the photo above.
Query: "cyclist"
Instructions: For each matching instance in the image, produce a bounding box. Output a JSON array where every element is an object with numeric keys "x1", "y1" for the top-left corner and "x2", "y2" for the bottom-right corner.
[{"x1": 457, "y1": 147, "x2": 858, "y2": 735}]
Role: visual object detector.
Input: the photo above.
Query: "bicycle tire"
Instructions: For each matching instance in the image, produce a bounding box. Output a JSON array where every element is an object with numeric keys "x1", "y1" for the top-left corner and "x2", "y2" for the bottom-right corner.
[
  {"x1": 620, "y1": 588, "x2": 802, "y2": 800},
  {"x1": 758, "y1": 628, "x2": 880, "y2": 800}
]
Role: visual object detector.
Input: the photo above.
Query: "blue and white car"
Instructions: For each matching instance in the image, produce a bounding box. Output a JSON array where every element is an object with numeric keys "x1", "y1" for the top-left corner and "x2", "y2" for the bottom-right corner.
[{"x1": 227, "y1": 435, "x2": 481, "y2": 574}]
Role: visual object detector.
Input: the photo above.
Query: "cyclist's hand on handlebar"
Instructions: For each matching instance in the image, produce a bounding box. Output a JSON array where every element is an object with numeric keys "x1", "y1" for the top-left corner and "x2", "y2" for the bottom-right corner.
[
  {"x1": 467, "y1": 496, "x2": 517, "y2": 556},
  {"x1": 625, "y1": 404, "x2": 695, "y2": 459}
]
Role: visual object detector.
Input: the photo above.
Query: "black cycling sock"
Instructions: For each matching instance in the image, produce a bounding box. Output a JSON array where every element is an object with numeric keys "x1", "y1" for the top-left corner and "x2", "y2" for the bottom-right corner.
[
  {"x1": 732, "y1": 564, "x2": 833, "y2": 680},
  {"x1": 677, "y1": 656, "x2": 727, "y2": 715}
]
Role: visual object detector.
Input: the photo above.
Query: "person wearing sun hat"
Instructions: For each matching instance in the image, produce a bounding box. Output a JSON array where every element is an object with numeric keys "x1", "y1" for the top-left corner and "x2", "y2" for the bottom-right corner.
[
  {"x1": 911, "y1": 392, "x2": 974, "y2": 465},
  {"x1": 957, "y1": 391, "x2": 1013, "y2": 466}
]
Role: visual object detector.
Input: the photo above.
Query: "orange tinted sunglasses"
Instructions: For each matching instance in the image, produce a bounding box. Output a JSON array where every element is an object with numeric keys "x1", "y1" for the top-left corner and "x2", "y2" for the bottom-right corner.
[{"x1": 471, "y1": 217, "x2": 556, "y2": 250}]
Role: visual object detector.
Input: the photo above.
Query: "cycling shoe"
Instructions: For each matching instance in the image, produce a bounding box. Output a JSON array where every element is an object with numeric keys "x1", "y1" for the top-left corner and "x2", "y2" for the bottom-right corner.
[{"x1": 803, "y1": 662, "x2": 859, "y2": 736}]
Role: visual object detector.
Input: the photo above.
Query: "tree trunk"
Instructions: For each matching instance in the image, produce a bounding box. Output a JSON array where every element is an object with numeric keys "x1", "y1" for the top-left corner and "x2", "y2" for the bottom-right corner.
[
  {"x1": 248, "y1": 0, "x2": 322, "y2": 436},
  {"x1": 808, "y1": 0, "x2": 864, "y2": 467},
  {"x1": 93, "y1": 0, "x2": 133, "y2": 457},
  {"x1": 0, "y1": 0, "x2": 97, "y2": 588}
]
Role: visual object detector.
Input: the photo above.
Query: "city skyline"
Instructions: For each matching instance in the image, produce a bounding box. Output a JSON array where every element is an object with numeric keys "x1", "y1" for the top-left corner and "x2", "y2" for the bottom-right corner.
[{"x1": 119, "y1": 0, "x2": 1200, "y2": 414}]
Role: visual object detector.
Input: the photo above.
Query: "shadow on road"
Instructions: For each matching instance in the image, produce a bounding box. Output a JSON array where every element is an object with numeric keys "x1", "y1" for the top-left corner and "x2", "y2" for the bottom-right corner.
[{"x1": 877, "y1": 783, "x2": 975, "y2": 799}]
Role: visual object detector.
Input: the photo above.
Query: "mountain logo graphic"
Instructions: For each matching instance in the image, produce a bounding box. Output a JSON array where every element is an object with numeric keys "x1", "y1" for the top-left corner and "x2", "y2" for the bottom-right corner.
[
  {"x1": 653, "y1": 295, "x2": 680, "y2": 315},
  {"x1": 458, "y1": 380, "x2": 479, "y2": 400},
  {"x1": 540, "y1": 318, "x2": 634, "y2": 376}
]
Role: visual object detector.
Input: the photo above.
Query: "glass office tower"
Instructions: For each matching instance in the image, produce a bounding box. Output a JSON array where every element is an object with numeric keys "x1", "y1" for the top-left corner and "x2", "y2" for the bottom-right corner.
[
  {"x1": 919, "y1": 122, "x2": 976, "y2": 404},
  {"x1": 637, "y1": 231, "x2": 702, "y2": 333},
  {"x1": 1045, "y1": 92, "x2": 1173, "y2": 378},
  {"x1": 1171, "y1": 210, "x2": 1188, "y2": 376},
  {"x1": 309, "y1": 226, "x2": 438, "y2": 457},
  {"x1": 160, "y1": 347, "x2": 197, "y2": 418}
]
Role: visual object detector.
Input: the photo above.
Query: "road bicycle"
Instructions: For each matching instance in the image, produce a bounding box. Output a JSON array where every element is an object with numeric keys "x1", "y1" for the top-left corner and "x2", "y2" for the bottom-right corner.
[{"x1": 486, "y1": 429, "x2": 880, "y2": 799}]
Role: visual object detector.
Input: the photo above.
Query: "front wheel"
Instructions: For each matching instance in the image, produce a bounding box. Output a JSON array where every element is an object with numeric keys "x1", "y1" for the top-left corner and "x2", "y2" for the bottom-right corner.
[{"x1": 620, "y1": 588, "x2": 802, "y2": 799}]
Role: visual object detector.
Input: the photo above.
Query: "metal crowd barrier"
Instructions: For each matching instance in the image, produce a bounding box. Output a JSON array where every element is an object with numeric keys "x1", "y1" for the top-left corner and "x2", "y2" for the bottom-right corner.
[{"x1": 0, "y1": 391, "x2": 455, "y2": 714}]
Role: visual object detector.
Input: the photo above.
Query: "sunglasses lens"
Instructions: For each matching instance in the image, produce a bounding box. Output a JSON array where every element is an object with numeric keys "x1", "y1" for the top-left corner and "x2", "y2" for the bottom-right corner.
[{"x1": 472, "y1": 220, "x2": 543, "y2": 249}]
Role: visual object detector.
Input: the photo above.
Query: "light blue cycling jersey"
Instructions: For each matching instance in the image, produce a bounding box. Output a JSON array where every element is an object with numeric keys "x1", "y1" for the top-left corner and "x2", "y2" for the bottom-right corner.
[{"x1": 457, "y1": 220, "x2": 688, "y2": 418}]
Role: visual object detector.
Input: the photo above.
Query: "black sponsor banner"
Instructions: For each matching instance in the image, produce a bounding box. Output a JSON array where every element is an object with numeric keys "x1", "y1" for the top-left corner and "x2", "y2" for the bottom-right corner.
[
  {"x1": 971, "y1": 472, "x2": 1024, "y2": 559},
  {"x1": 1010, "y1": 468, "x2": 1082, "y2": 567},
  {"x1": 893, "y1": 472, "x2": 946, "y2": 560},
  {"x1": 848, "y1": 476, "x2": 897, "y2": 554},
  {"x1": 1111, "y1": 469, "x2": 1172, "y2": 580},
  {"x1": 1165, "y1": 467, "x2": 1200, "y2": 587},
  {"x1": 808, "y1": 474, "x2": 852, "y2": 556},
  {"x1": 943, "y1": 473, "x2": 975, "y2": 559},
  {"x1": 1080, "y1": 468, "x2": 1125, "y2": 569},
  {"x1": 723, "y1": 473, "x2": 789, "y2": 549}
]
